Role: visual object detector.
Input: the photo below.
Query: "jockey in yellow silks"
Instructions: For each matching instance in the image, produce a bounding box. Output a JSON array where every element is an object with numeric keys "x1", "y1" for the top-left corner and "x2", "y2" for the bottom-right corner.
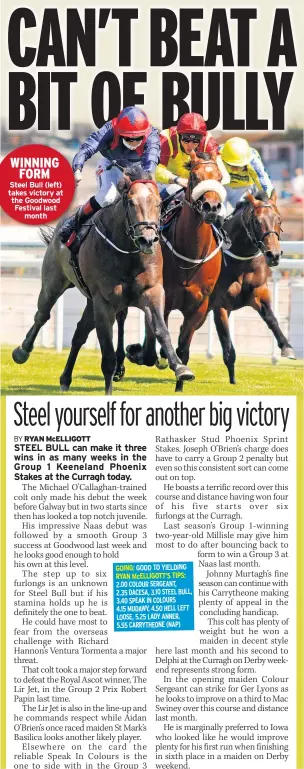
[
  {"x1": 155, "y1": 113, "x2": 229, "y2": 194},
  {"x1": 219, "y1": 137, "x2": 274, "y2": 209}
]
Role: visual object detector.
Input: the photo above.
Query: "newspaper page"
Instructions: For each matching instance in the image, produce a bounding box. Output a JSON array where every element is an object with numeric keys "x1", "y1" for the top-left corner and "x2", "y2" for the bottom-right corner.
[{"x1": 0, "y1": 2, "x2": 303, "y2": 769}]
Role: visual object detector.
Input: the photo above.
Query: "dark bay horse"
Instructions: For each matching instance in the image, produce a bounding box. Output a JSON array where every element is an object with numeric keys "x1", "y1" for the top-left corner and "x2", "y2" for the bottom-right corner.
[
  {"x1": 209, "y1": 189, "x2": 296, "y2": 383},
  {"x1": 126, "y1": 150, "x2": 226, "y2": 391},
  {"x1": 12, "y1": 166, "x2": 194, "y2": 394}
]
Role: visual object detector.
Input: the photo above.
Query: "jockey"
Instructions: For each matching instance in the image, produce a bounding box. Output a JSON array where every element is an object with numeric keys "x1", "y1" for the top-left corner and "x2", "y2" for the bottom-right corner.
[
  {"x1": 220, "y1": 137, "x2": 274, "y2": 209},
  {"x1": 155, "y1": 113, "x2": 229, "y2": 198},
  {"x1": 59, "y1": 106, "x2": 160, "y2": 251}
]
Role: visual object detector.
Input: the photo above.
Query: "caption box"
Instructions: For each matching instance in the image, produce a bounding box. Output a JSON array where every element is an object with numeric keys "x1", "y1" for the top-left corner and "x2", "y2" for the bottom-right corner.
[{"x1": 113, "y1": 561, "x2": 194, "y2": 632}]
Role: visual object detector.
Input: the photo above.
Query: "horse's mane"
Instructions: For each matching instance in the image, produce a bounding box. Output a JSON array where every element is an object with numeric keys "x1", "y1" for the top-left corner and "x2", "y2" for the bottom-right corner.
[
  {"x1": 253, "y1": 190, "x2": 269, "y2": 202},
  {"x1": 183, "y1": 152, "x2": 212, "y2": 171},
  {"x1": 117, "y1": 164, "x2": 154, "y2": 193}
]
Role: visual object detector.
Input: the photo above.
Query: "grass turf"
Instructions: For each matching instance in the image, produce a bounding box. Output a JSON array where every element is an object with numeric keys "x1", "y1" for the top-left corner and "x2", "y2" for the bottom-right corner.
[{"x1": 1, "y1": 346, "x2": 303, "y2": 396}]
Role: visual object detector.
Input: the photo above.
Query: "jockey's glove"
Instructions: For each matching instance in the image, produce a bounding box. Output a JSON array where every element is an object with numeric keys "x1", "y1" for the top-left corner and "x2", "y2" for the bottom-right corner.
[
  {"x1": 174, "y1": 176, "x2": 188, "y2": 188},
  {"x1": 74, "y1": 169, "x2": 82, "y2": 186}
]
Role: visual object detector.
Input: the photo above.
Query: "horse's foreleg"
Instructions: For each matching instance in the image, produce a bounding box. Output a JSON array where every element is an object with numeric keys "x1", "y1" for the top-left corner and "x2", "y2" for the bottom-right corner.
[
  {"x1": 93, "y1": 297, "x2": 117, "y2": 395},
  {"x1": 125, "y1": 314, "x2": 158, "y2": 367},
  {"x1": 142, "y1": 316, "x2": 158, "y2": 366},
  {"x1": 156, "y1": 312, "x2": 170, "y2": 370},
  {"x1": 114, "y1": 308, "x2": 128, "y2": 381},
  {"x1": 176, "y1": 299, "x2": 210, "y2": 366},
  {"x1": 213, "y1": 306, "x2": 236, "y2": 384},
  {"x1": 139, "y1": 285, "x2": 194, "y2": 383},
  {"x1": 174, "y1": 298, "x2": 209, "y2": 392},
  {"x1": 249, "y1": 286, "x2": 296, "y2": 359},
  {"x1": 59, "y1": 300, "x2": 95, "y2": 391},
  {"x1": 12, "y1": 250, "x2": 71, "y2": 364}
]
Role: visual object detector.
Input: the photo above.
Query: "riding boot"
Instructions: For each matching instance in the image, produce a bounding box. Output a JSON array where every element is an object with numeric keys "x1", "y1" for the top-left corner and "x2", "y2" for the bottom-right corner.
[{"x1": 59, "y1": 197, "x2": 101, "y2": 252}]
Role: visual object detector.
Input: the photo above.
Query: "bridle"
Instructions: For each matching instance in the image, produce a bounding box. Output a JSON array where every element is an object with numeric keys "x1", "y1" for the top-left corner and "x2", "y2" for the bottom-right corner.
[
  {"x1": 240, "y1": 203, "x2": 283, "y2": 257},
  {"x1": 185, "y1": 159, "x2": 224, "y2": 219},
  {"x1": 122, "y1": 179, "x2": 160, "y2": 250}
]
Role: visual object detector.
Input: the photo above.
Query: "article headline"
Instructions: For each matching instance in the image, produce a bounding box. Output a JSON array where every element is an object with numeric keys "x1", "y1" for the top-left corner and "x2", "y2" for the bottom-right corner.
[
  {"x1": 12, "y1": 399, "x2": 290, "y2": 433},
  {"x1": 7, "y1": 7, "x2": 297, "y2": 130}
]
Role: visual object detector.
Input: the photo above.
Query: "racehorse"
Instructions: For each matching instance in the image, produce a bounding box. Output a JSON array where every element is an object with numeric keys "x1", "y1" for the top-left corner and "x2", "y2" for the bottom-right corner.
[
  {"x1": 209, "y1": 190, "x2": 296, "y2": 384},
  {"x1": 126, "y1": 150, "x2": 226, "y2": 391},
  {"x1": 12, "y1": 166, "x2": 194, "y2": 394}
]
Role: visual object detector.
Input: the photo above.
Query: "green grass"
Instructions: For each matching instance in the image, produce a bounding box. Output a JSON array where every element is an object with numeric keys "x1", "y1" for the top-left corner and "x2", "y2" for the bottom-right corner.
[{"x1": 1, "y1": 346, "x2": 303, "y2": 396}]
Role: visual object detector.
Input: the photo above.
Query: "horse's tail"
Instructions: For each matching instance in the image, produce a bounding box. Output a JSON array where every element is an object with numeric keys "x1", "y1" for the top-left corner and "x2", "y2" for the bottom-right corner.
[{"x1": 39, "y1": 226, "x2": 55, "y2": 246}]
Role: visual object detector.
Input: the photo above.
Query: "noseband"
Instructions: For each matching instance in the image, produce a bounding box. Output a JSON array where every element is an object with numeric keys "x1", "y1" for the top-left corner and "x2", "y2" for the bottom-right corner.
[
  {"x1": 186, "y1": 160, "x2": 224, "y2": 218},
  {"x1": 123, "y1": 180, "x2": 160, "y2": 248},
  {"x1": 241, "y1": 204, "x2": 282, "y2": 256}
]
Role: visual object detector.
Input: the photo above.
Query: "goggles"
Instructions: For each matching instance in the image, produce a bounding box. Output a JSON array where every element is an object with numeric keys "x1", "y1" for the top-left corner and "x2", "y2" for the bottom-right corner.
[
  {"x1": 122, "y1": 135, "x2": 144, "y2": 144},
  {"x1": 180, "y1": 134, "x2": 201, "y2": 144}
]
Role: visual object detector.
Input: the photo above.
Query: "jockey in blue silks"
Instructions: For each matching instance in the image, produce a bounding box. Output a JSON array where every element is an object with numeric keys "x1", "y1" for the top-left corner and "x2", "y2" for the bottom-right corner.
[{"x1": 59, "y1": 106, "x2": 160, "y2": 251}]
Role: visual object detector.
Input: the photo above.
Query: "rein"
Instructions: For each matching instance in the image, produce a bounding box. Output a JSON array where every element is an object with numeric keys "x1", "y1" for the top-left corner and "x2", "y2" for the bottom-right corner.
[
  {"x1": 93, "y1": 222, "x2": 140, "y2": 254},
  {"x1": 93, "y1": 178, "x2": 160, "y2": 254},
  {"x1": 161, "y1": 223, "x2": 223, "y2": 268},
  {"x1": 160, "y1": 157, "x2": 225, "y2": 268}
]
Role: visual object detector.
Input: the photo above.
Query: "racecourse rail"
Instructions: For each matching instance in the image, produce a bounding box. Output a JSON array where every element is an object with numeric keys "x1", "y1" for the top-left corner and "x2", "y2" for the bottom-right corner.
[{"x1": 1, "y1": 227, "x2": 303, "y2": 362}]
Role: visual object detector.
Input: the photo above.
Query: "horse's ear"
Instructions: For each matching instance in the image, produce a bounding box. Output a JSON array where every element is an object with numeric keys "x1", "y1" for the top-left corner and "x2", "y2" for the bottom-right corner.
[
  {"x1": 270, "y1": 188, "x2": 278, "y2": 205},
  {"x1": 117, "y1": 173, "x2": 130, "y2": 193},
  {"x1": 246, "y1": 192, "x2": 259, "y2": 207}
]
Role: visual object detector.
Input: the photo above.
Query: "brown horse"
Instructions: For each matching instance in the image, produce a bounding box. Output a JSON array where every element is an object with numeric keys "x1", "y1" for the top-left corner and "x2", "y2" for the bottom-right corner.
[
  {"x1": 12, "y1": 165, "x2": 194, "y2": 394},
  {"x1": 126, "y1": 151, "x2": 226, "y2": 391},
  {"x1": 209, "y1": 190, "x2": 296, "y2": 383}
]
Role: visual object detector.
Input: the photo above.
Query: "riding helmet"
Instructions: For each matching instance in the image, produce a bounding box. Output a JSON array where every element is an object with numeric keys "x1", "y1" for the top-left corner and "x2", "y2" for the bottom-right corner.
[
  {"x1": 116, "y1": 107, "x2": 151, "y2": 137},
  {"x1": 221, "y1": 138, "x2": 253, "y2": 166},
  {"x1": 177, "y1": 113, "x2": 207, "y2": 136}
]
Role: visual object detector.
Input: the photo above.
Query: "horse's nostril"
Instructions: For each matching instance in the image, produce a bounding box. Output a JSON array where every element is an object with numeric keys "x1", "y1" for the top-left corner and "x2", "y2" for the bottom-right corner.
[
  {"x1": 216, "y1": 203, "x2": 222, "y2": 211},
  {"x1": 266, "y1": 250, "x2": 281, "y2": 266},
  {"x1": 138, "y1": 235, "x2": 156, "y2": 250},
  {"x1": 203, "y1": 201, "x2": 211, "y2": 212}
]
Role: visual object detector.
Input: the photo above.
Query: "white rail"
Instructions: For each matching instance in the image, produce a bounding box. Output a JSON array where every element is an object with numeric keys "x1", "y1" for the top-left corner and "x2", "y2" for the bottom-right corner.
[{"x1": 1, "y1": 238, "x2": 303, "y2": 356}]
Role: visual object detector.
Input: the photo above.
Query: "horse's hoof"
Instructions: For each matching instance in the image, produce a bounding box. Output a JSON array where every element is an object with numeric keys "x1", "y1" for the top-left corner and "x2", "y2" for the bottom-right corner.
[
  {"x1": 175, "y1": 364, "x2": 195, "y2": 382},
  {"x1": 60, "y1": 383, "x2": 70, "y2": 391},
  {"x1": 155, "y1": 355, "x2": 169, "y2": 370},
  {"x1": 126, "y1": 343, "x2": 143, "y2": 365},
  {"x1": 126, "y1": 343, "x2": 143, "y2": 356},
  {"x1": 12, "y1": 346, "x2": 30, "y2": 364},
  {"x1": 113, "y1": 364, "x2": 125, "y2": 382},
  {"x1": 281, "y1": 346, "x2": 297, "y2": 360}
]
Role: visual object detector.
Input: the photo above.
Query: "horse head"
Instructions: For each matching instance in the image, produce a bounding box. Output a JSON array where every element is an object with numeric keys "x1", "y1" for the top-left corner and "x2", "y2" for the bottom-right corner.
[
  {"x1": 185, "y1": 150, "x2": 227, "y2": 223},
  {"x1": 245, "y1": 190, "x2": 283, "y2": 267},
  {"x1": 118, "y1": 166, "x2": 161, "y2": 253}
]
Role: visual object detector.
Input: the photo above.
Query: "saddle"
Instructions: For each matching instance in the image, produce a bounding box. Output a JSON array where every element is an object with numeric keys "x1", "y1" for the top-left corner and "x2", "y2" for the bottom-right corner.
[{"x1": 160, "y1": 192, "x2": 184, "y2": 230}]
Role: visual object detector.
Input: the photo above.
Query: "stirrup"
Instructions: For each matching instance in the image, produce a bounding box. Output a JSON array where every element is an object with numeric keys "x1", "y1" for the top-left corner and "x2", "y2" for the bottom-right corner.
[{"x1": 59, "y1": 208, "x2": 81, "y2": 244}]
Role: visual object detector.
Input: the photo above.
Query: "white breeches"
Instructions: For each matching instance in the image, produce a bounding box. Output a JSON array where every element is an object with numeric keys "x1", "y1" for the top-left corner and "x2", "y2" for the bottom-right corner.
[{"x1": 95, "y1": 157, "x2": 124, "y2": 206}]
